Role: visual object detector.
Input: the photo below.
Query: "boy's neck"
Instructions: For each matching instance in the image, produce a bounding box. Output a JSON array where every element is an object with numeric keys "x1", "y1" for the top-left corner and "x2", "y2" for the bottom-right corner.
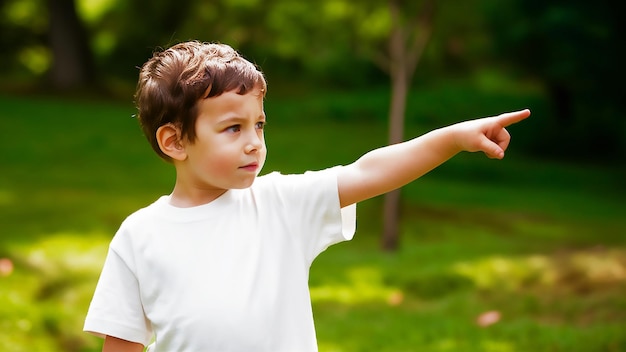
[{"x1": 168, "y1": 184, "x2": 229, "y2": 208}]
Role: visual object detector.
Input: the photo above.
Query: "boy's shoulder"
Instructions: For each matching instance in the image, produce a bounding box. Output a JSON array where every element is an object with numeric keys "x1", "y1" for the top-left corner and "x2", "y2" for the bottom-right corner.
[
  {"x1": 256, "y1": 166, "x2": 342, "y2": 187},
  {"x1": 114, "y1": 196, "x2": 171, "y2": 235}
]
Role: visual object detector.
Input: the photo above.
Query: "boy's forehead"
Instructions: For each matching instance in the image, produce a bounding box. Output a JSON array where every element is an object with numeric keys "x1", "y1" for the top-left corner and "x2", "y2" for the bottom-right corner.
[{"x1": 198, "y1": 88, "x2": 264, "y2": 115}]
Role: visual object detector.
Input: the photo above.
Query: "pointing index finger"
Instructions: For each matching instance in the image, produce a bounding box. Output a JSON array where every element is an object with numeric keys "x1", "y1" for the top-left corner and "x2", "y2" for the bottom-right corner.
[{"x1": 496, "y1": 109, "x2": 531, "y2": 127}]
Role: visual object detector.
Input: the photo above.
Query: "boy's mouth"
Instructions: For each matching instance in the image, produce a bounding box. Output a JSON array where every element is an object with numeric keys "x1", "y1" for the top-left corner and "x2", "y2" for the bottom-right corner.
[{"x1": 240, "y1": 162, "x2": 259, "y2": 172}]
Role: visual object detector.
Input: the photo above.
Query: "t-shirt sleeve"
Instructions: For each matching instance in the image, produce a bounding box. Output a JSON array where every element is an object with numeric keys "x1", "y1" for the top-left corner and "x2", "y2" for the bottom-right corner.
[
  {"x1": 262, "y1": 166, "x2": 357, "y2": 264},
  {"x1": 83, "y1": 240, "x2": 153, "y2": 346}
]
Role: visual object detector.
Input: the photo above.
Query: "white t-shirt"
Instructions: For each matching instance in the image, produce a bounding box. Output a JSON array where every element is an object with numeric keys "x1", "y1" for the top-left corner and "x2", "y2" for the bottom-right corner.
[{"x1": 84, "y1": 167, "x2": 356, "y2": 352}]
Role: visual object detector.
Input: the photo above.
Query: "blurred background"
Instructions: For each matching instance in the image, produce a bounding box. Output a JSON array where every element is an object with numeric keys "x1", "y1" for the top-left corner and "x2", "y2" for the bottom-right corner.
[{"x1": 1, "y1": 0, "x2": 624, "y2": 351}]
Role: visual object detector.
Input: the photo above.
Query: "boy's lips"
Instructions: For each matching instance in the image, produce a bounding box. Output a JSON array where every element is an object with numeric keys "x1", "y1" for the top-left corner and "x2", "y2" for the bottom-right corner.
[{"x1": 240, "y1": 162, "x2": 259, "y2": 172}]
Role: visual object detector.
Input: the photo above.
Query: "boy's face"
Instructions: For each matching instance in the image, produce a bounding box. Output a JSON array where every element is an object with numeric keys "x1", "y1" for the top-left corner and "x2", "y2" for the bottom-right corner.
[{"x1": 181, "y1": 88, "x2": 266, "y2": 192}]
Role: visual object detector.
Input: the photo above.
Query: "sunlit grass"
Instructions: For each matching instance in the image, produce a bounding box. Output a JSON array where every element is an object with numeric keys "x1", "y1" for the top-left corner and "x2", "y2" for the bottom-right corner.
[
  {"x1": 452, "y1": 249, "x2": 626, "y2": 292},
  {"x1": 310, "y1": 266, "x2": 401, "y2": 305},
  {"x1": 1, "y1": 234, "x2": 110, "y2": 352},
  {"x1": 312, "y1": 242, "x2": 626, "y2": 351}
]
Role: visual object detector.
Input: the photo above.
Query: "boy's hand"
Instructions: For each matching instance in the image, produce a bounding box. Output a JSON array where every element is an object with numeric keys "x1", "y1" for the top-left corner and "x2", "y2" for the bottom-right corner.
[{"x1": 454, "y1": 109, "x2": 531, "y2": 159}]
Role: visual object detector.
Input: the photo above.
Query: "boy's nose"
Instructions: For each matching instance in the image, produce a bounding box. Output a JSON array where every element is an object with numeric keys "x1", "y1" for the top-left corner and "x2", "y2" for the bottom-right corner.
[{"x1": 244, "y1": 132, "x2": 263, "y2": 153}]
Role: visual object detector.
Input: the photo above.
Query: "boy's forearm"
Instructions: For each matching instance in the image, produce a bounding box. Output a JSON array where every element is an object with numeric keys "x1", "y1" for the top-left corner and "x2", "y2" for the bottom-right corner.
[
  {"x1": 359, "y1": 126, "x2": 460, "y2": 186},
  {"x1": 339, "y1": 125, "x2": 461, "y2": 207}
]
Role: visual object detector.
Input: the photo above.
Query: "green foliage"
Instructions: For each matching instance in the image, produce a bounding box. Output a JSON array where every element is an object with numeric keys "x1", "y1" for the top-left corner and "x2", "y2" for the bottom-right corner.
[
  {"x1": 1, "y1": 0, "x2": 622, "y2": 162},
  {"x1": 1, "y1": 90, "x2": 624, "y2": 351},
  {"x1": 0, "y1": 0, "x2": 527, "y2": 89},
  {"x1": 486, "y1": 0, "x2": 626, "y2": 159}
]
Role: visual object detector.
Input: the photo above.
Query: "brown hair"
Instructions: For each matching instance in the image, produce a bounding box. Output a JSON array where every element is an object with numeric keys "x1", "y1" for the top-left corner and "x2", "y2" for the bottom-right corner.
[{"x1": 134, "y1": 41, "x2": 267, "y2": 161}]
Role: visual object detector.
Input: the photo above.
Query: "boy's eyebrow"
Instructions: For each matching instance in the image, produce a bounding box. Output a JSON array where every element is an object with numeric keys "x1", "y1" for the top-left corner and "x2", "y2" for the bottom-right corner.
[{"x1": 217, "y1": 114, "x2": 266, "y2": 125}]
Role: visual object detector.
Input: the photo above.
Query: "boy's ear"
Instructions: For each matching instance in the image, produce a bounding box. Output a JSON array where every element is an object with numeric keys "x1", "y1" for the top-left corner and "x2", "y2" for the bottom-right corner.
[{"x1": 156, "y1": 124, "x2": 187, "y2": 161}]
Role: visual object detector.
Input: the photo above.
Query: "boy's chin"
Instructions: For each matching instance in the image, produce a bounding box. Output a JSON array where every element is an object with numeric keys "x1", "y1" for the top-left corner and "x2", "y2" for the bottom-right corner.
[{"x1": 231, "y1": 177, "x2": 258, "y2": 189}]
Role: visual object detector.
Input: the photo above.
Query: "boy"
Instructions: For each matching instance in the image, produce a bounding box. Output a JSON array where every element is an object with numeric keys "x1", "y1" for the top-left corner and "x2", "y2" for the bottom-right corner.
[{"x1": 84, "y1": 41, "x2": 530, "y2": 352}]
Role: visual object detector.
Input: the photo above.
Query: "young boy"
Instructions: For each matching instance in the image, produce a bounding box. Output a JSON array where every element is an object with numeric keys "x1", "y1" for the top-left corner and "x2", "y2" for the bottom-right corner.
[{"x1": 84, "y1": 41, "x2": 530, "y2": 352}]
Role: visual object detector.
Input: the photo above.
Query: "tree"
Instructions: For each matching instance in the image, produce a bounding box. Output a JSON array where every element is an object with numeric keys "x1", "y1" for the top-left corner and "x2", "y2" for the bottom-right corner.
[
  {"x1": 339, "y1": 0, "x2": 436, "y2": 250},
  {"x1": 379, "y1": 0, "x2": 435, "y2": 250},
  {"x1": 46, "y1": 0, "x2": 95, "y2": 89}
]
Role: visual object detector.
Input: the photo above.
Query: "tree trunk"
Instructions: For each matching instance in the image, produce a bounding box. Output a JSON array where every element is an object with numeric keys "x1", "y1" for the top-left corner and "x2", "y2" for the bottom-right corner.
[
  {"x1": 47, "y1": 0, "x2": 95, "y2": 90},
  {"x1": 381, "y1": 2, "x2": 409, "y2": 251},
  {"x1": 381, "y1": 0, "x2": 434, "y2": 251}
]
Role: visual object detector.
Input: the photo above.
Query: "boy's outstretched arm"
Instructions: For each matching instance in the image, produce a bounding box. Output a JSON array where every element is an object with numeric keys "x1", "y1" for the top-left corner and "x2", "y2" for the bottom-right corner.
[{"x1": 337, "y1": 109, "x2": 530, "y2": 207}]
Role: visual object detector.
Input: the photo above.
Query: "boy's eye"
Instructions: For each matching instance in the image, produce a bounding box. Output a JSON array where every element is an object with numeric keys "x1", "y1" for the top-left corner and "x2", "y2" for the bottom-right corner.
[
  {"x1": 255, "y1": 121, "x2": 265, "y2": 130},
  {"x1": 226, "y1": 125, "x2": 241, "y2": 133}
]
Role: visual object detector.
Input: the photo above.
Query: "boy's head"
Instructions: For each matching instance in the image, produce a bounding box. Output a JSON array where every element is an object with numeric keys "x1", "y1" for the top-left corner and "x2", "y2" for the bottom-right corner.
[{"x1": 135, "y1": 41, "x2": 267, "y2": 161}]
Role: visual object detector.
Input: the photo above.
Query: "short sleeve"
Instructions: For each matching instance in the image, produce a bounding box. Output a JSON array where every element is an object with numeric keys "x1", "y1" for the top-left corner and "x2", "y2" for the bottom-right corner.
[
  {"x1": 83, "y1": 245, "x2": 153, "y2": 345},
  {"x1": 259, "y1": 166, "x2": 357, "y2": 264}
]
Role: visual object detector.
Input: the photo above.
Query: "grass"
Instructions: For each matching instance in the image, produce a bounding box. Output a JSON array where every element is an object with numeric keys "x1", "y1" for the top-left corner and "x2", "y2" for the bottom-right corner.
[{"x1": 1, "y1": 83, "x2": 624, "y2": 351}]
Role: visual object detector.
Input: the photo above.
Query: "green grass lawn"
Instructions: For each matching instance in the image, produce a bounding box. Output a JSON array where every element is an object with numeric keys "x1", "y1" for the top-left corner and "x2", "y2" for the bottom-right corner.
[{"x1": 1, "y1": 87, "x2": 624, "y2": 352}]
